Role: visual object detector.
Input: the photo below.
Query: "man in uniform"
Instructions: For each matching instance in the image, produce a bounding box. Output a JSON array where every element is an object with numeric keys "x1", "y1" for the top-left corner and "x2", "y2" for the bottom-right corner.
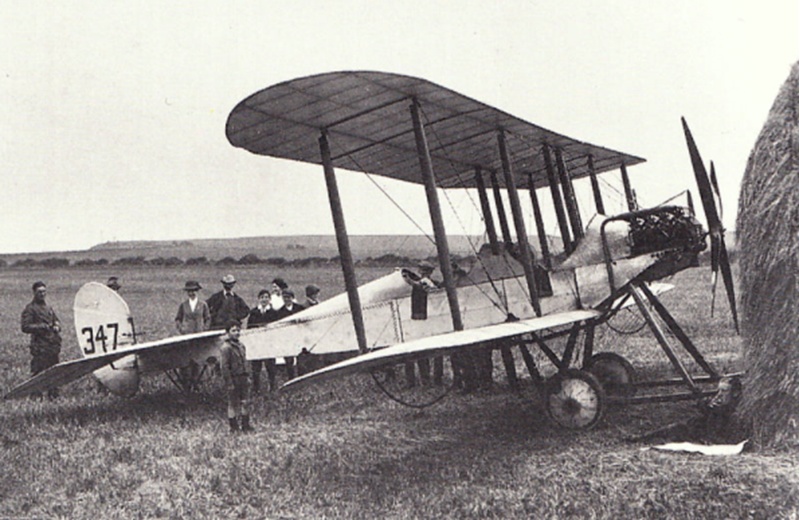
[{"x1": 21, "y1": 281, "x2": 62, "y2": 398}]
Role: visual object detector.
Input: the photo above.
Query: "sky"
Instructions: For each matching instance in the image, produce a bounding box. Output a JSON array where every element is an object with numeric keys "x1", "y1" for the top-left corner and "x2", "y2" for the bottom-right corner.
[{"x1": 1, "y1": 0, "x2": 797, "y2": 254}]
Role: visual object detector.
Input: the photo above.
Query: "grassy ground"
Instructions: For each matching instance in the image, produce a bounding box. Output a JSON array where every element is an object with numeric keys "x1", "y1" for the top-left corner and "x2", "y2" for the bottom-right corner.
[{"x1": 0, "y1": 265, "x2": 797, "y2": 519}]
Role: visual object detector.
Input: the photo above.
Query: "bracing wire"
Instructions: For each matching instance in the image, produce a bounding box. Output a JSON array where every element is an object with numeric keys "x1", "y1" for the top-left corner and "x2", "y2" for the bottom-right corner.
[
  {"x1": 328, "y1": 138, "x2": 437, "y2": 248},
  {"x1": 417, "y1": 106, "x2": 515, "y2": 314}
]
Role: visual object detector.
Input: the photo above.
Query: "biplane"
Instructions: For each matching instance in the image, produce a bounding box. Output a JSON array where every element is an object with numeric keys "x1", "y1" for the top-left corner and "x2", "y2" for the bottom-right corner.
[{"x1": 5, "y1": 71, "x2": 738, "y2": 430}]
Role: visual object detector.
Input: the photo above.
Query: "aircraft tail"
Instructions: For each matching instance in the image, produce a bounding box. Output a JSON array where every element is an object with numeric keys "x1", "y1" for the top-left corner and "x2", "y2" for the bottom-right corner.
[{"x1": 73, "y1": 282, "x2": 139, "y2": 395}]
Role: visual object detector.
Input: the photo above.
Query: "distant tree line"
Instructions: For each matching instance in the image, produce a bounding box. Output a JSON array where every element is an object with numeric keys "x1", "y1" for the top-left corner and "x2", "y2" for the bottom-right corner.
[{"x1": 0, "y1": 253, "x2": 460, "y2": 270}]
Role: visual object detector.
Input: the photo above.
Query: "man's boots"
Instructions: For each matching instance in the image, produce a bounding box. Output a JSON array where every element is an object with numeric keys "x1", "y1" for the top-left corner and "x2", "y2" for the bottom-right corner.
[{"x1": 229, "y1": 417, "x2": 239, "y2": 433}]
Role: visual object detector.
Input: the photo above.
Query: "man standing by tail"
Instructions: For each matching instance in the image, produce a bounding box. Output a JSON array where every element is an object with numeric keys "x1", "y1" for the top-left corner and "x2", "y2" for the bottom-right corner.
[{"x1": 21, "y1": 281, "x2": 62, "y2": 399}]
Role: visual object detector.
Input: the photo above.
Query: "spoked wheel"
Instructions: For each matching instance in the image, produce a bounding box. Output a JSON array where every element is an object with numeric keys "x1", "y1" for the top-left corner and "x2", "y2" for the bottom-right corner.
[
  {"x1": 586, "y1": 352, "x2": 637, "y2": 397},
  {"x1": 166, "y1": 362, "x2": 207, "y2": 393},
  {"x1": 545, "y1": 369, "x2": 604, "y2": 430},
  {"x1": 371, "y1": 356, "x2": 455, "y2": 408}
]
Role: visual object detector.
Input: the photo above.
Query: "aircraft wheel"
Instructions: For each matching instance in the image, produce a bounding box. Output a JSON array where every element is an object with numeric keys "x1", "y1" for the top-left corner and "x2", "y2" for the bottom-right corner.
[
  {"x1": 586, "y1": 352, "x2": 637, "y2": 397},
  {"x1": 545, "y1": 369, "x2": 604, "y2": 430}
]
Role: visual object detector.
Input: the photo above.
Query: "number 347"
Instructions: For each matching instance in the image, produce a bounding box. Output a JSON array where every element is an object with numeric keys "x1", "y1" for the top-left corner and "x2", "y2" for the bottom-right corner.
[{"x1": 81, "y1": 323, "x2": 119, "y2": 355}]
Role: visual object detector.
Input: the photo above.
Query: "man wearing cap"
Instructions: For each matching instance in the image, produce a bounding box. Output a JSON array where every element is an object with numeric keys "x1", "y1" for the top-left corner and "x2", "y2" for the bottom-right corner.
[
  {"x1": 21, "y1": 281, "x2": 62, "y2": 398},
  {"x1": 296, "y1": 284, "x2": 322, "y2": 376},
  {"x1": 175, "y1": 281, "x2": 211, "y2": 334},
  {"x1": 411, "y1": 261, "x2": 440, "y2": 320},
  {"x1": 207, "y1": 274, "x2": 250, "y2": 330},
  {"x1": 304, "y1": 284, "x2": 321, "y2": 307},
  {"x1": 407, "y1": 262, "x2": 442, "y2": 387},
  {"x1": 106, "y1": 276, "x2": 121, "y2": 292}
]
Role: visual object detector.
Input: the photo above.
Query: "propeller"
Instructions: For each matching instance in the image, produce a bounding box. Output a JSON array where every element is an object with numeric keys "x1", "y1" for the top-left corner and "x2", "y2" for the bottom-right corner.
[{"x1": 681, "y1": 117, "x2": 739, "y2": 333}]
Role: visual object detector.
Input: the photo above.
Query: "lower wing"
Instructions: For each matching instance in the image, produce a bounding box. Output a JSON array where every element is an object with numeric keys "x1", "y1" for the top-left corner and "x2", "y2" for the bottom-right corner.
[
  {"x1": 4, "y1": 330, "x2": 224, "y2": 400},
  {"x1": 282, "y1": 309, "x2": 602, "y2": 391}
]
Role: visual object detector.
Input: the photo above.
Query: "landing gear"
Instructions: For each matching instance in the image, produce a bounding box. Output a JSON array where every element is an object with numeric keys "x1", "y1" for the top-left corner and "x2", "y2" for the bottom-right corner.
[
  {"x1": 166, "y1": 362, "x2": 208, "y2": 393},
  {"x1": 545, "y1": 369, "x2": 604, "y2": 430},
  {"x1": 586, "y1": 352, "x2": 637, "y2": 397}
]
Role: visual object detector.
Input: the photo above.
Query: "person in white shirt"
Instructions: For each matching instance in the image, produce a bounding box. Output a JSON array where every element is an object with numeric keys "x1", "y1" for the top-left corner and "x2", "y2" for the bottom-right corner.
[{"x1": 270, "y1": 277, "x2": 288, "y2": 310}]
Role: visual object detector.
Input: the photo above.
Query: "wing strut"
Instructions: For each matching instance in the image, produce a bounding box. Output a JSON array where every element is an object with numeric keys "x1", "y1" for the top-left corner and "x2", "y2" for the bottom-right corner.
[
  {"x1": 527, "y1": 172, "x2": 552, "y2": 269},
  {"x1": 498, "y1": 129, "x2": 541, "y2": 316},
  {"x1": 319, "y1": 131, "x2": 369, "y2": 353},
  {"x1": 620, "y1": 163, "x2": 637, "y2": 211},
  {"x1": 489, "y1": 170, "x2": 513, "y2": 244},
  {"x1": 587, "y1": 155, "x2": 606, "y2": 215},
  {"x1": 543, "y1": 144, "x2": 574, "y2": 254},
  {"x1": 555, "y1": 147, "x2": 584, "y2": 240},
  {"x1": 474, "y1": 167, "x2": 501, "y2": 255},
  {"x1": 410, "y1": 98, "x2": 464, "y2": 332}
]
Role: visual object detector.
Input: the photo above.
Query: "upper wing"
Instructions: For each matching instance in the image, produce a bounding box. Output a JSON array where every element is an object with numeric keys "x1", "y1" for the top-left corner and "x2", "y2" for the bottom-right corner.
[
  {"x1": 4, "y1": 330, "x2": 224, "y2": 399},
  {"x1": 226, "y1": 71, "x2": 645, "y2": 190},
  {"x1": 282, "y1": 309, "x2": 602, "y2": 391}
]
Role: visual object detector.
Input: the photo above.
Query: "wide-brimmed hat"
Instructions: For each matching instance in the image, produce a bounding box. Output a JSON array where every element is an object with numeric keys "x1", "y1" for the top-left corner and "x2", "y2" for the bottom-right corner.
[
  {"x1": 183, "y1": 280, "x2": 202, "y2": 291},
  {"x1": 221, "y1": 274, "x2": 236, "y2": 284},
  {"x1": 305, "y1": 284, "x2": 320, "y2": 297}
]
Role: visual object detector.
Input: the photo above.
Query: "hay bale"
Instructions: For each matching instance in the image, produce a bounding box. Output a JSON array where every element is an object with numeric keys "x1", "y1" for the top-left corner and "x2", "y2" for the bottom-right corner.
[{"x1": 735, "y1": 61, "x2": 799, "y2": 448}]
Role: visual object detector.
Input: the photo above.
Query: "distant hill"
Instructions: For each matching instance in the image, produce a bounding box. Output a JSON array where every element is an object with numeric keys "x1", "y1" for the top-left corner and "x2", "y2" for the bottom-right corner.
[{"x1": 0, "y1": 235, "x2": 490, "y2": 265}]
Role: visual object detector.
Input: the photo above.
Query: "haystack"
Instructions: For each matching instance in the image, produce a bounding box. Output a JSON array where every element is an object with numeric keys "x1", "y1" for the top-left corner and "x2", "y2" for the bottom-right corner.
[{"x1": 735, "y1": 61, "x2": 799, "y2": 448}]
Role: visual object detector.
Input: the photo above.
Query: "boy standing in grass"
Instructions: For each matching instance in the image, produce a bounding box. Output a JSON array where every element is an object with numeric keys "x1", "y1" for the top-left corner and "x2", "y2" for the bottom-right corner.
[{"x1": 219, "y1": 319, "x2": 253, "y2": 433}]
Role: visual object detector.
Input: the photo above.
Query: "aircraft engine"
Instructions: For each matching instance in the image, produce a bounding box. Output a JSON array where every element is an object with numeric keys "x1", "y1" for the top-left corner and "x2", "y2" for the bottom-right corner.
[{"x1": 92, "y1": 354, "x2": 140, "y2": 397}]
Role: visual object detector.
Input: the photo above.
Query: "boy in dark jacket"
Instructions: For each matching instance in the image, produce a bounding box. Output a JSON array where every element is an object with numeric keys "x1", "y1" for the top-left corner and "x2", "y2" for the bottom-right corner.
[{"x1": 219, "y1": 319, "x2": 253, "y2": 432}]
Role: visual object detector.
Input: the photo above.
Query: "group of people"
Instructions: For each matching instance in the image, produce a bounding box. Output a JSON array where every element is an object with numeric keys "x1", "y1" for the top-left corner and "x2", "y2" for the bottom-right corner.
[
  {"x1": 20, "y1": 274, "x2": 322, "y2": 434},
  {"x1": 171, "y1": 274, "x2": 322, "y2": 432}
]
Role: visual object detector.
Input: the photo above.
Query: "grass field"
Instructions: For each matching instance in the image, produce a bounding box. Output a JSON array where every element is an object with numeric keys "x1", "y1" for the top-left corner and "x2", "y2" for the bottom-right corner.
[{"x1": 0, "y1": 264, "x2": 797, "y2": 519}]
